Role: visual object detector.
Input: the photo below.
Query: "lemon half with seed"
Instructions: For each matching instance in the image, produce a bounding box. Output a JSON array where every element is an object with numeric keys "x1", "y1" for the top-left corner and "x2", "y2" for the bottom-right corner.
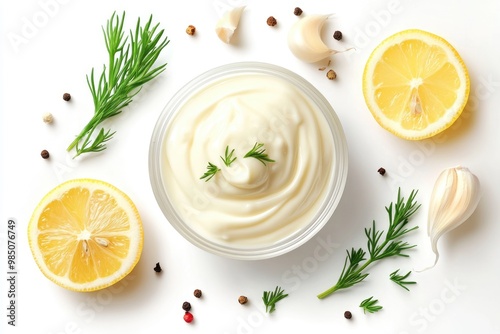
[
  {"x1": 363, "y1": 29, "x2": 470, "y2": 140},
  {"x1": 28, "y1": 179, "x2": 143, "y2": 292}
]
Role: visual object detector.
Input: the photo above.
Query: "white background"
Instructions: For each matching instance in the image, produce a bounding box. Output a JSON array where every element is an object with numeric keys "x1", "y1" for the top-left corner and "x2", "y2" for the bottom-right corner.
[{"x1": 1, "y1": 0, "x2": 500, "y2": 333}]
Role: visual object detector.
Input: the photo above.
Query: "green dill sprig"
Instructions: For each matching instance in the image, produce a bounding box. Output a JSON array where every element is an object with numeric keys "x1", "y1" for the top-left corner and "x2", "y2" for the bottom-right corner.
[
  {"x1": 359, "y1": 296, "x2": 383, "y2": 314},
  {"x1": 244, "y1": 142, "x2": 275, "y2": 165},
  {"x1": 201, "y1": 143, "x2": 275, "y2": 182},
  {"x1": 389, "y1": 269, "x2": 416, "y2": 291},
  {"x1": 262, "y1": 286, "x2": 288, "y2": 313},
  {"x1": 200, "y1": 162, "x2": 220, "y2": 182},
  {"x1": 220, "y1": 146, "x2": 237, "y2": 167},
  {"x1": 317, "y1": 188, "x2": 420, "y2": 299},
  {"x1": 67, "y1": 11, "x2": 169, "y2": 158},
  {"x1": 75, "y1": 128, "x2": 115, "y2": 155}
]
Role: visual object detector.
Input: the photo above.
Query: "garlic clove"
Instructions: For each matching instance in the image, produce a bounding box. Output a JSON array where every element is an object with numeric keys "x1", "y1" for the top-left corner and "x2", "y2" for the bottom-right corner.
[
  {"x1": 287, "y1": 14, "x2": 352, "y2": 63},
  {"x1": 425, "y1": 166, "x2": 480, "y2": 269},
  {"x1": 215, "y1": 6, "x2": 245, "y2": 44}
]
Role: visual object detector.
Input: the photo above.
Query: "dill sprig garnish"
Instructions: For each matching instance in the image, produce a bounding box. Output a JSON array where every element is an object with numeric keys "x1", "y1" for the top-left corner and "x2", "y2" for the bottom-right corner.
[
  {"x1": 220, "y1": 146, "x2": 237, "y2": 167},
  {"x1": 200, "y1": 143, "x2": 275, "y2": 182},
  {"x1": 262, "y1": 286, "x2": 288, "y2": 313},
  {"x1": 389, "y1": 269, "x2": 416, "y2": 291},
  {"x1": 359, "y1": 296, "x2": 383, "y2": 314},
  {"x1": 67, "y1": 11, "x2": 169, "y2": 157},
  {"x1": 200, "y1": 162, "x2": 220, "y2": 182},
  {"x1": 199, "y1": 146, "x2": 235, "y2": 181},
  {"x1": 317, "y1": 188, "x2": 420, "y2": 299},
  {"x1": 244, "y1": 142, "x2": 275, "y2": 165}
]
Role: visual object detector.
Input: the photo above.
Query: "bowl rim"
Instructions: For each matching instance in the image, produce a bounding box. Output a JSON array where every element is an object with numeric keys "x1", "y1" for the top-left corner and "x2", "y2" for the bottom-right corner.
[{"x1": 148, "y1": 61, "x2": 349, "y2": 260}]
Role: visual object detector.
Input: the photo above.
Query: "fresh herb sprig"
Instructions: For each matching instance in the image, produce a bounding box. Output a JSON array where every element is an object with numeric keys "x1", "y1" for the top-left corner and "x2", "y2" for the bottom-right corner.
[
  {"x1": 200, "y1": 162, "x2": 220, "y2": 182},
  {"x1": 244, "y1": 142, "x2": 275, "y2": 165},
  {"x1": 359, "y1": 296, "x2": 383, "y2": 314},
  {"x1": 262, "y1": 286, "x2": 288, "y2": 313},
  {"x1": 317, "y1": 188, "x2": 420, "y2": 299},
  {"x1": 220, "y1": 146, "x2": 237, "y2": 167},
  {"x1": 67, "y1": 12, "x2": 169, "y2": 157},
  {"x1": 389, "y1": 269, "x2": 416, "y2": 291},
  {"x1": 201, "y1": 143, "x2": 275, "y2": 181},
  {"x1": 199, "y1": 146, "x2": 235, "y2": 182}
]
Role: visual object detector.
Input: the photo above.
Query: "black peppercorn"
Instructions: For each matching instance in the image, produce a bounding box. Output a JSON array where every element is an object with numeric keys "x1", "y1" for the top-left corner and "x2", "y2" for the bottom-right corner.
[
  {"x1": 62, "y1": 93, "x2": 71, "y2": 101},
  {"x1": 333, "y1": 30, "x2": 343, "y2": 41},
  {"x1": 153, "y1": 262, "x2": 162, "y2": 272},
  {"x1": 238, "y1": 296, "x2": 248, "y2": 304},
  {"x1": 193, "y1": 289, "x2": 202, "y2": 298},
  {"x1": 182, "y1": 301, "x2": 191, "y2": 311},
  {"x1": 293, "y1": 7, "x2": 303, "y2": 16},
  {"x1": 41, "y1": 150, "x2": 50, "y2": 159},
  {"x1": 267, "y1": 16, "x2": 277, "y2": 26},
  {"x1": 344, "y1": 310, "x2": 352, "y2": 319},
  {"x1": 377, "y1": 167, "x2": 386, "y2": 176}
]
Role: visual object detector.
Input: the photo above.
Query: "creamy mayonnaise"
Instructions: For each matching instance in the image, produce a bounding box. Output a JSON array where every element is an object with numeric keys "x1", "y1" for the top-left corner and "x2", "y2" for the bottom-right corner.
[{"x1": 161, "y1": 72, "x2": 334, "y2": 246}]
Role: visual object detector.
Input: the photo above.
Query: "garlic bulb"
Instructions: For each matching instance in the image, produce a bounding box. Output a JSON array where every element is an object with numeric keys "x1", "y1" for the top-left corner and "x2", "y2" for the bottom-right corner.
[
  {"x1": 215, "y1": 6, "x2": 245, "y2": 44},
  {"x1": 426, "y1": 166, "x2": 480, "y2": 268},
  {"x1": 288, "y1": 14, "x2": 349, "y2": 63}
]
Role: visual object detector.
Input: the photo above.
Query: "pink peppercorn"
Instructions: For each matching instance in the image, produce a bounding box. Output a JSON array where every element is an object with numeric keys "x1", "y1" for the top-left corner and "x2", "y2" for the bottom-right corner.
[{"x1": 183, "y1": 311, "x2": 194, "y2": 323}]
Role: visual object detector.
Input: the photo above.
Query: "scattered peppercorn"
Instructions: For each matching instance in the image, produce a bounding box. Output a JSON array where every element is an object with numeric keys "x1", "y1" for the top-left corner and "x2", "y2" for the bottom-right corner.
[
  {"x1": 186, "y1": 25, "x2": 196, "y2": 36},
  {"x1": 293, "y1": 7, "x2": 303, "y2": 16},
  {"x1": 266, "y1": 16, "x2": 277, "y2": 27},
  {"x1": 153, "y1": 262, "x2": 162, "y2": 272},
  {"x1": 41, "y1": 150, "x2": 50, "y2": 159},
  {"x1": 326, "y1": 69, "x2": 337, "y2": 80},
  {"x1": 333, "y1": 30, "x2": 343, "y2": 41},
  {"x1": 377, "y1": 167, "x2": 386, "y2": 176},
  {"x1": 344, "y1": 311, "x2": 352, "y2": 319},
  {"x1": 183, "y1": 311, "x2": 194, "y2": 323},
  {"x1": 238, "y1": 296, "x2": 248, "y2": 305},
  {"x1": 193, "y1": 289, "x2": 202, "y2": 298},
  {"x1": 42, "y1": 112, "x2": 54, "y2": 124},
  {"x1": 182, "y1": 301, "x2": 191, "y2": 311},
  {"x1": 62, "y1": 93, "x2": 71, "y2": 101}
]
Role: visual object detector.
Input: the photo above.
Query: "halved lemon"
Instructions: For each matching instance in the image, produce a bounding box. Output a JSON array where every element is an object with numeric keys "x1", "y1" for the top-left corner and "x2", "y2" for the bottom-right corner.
[
  {"x1": 28, "y1": 179, "x2": 143, "y2": 292},
  {"x1": 363, "y1": 29, "x2": 470, "y2": 140}
]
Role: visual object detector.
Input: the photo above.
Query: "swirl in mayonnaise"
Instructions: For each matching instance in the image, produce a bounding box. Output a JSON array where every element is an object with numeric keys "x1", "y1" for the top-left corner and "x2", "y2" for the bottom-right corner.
[{"x1": 161, "y1": 72, "x2": 335, "y2": 246}]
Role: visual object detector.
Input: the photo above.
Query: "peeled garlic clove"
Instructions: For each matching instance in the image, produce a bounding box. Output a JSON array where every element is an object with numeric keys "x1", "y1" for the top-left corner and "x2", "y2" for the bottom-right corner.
[
  {"x1": 215, "y1": 6, "x2": 245, "y2": 44},
  {"x1": 426, "y1": 166, "x2": 480, "y2": 269},
  {"x1": 288, "y1": 14, "x2": 347, "y2": 63}
]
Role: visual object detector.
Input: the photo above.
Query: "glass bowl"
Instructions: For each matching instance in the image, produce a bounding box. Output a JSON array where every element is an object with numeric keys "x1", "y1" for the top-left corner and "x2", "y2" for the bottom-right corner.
[{"x1": 149, "y1": 62, "x2": 348, "y2": 260}]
